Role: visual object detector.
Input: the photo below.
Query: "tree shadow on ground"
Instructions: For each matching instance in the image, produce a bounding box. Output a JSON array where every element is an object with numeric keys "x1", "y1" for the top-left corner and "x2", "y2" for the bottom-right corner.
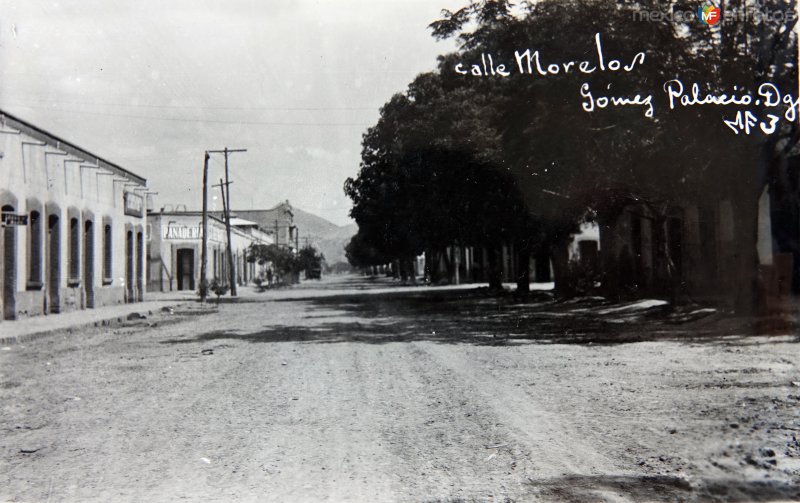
[
  {"x1": 161, "y1": 286, "x2": 800, "y2": 347},
  {"x1": 523, "y1": 473, "x2": 800, "y2": 502}
]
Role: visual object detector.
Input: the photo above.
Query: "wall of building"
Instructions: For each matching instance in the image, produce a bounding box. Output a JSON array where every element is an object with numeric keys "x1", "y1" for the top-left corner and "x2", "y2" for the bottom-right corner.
[{"x1": 0, "y1": 112, "x2": 147, "y2": 321}]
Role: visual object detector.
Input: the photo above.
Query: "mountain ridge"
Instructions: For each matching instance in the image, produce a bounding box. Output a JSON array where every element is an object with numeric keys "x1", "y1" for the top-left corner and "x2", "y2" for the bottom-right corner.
[{"x1": 292, "y1": 207, "x2": 356, "y2": 265}]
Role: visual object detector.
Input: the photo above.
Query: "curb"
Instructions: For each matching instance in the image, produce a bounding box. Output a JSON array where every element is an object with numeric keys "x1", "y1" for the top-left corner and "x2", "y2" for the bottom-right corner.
[{"x1": 0, "y1": 302, "x2": 191, "y2": 346}]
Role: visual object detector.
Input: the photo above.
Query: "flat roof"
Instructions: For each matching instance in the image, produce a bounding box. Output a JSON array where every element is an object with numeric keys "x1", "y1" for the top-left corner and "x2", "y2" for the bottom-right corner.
[{"x1": 228, "y1": 217, "x2": 259, "y2": 227}]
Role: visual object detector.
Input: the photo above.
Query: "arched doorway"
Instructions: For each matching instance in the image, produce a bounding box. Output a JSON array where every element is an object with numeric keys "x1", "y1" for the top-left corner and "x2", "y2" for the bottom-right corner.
[{"x1": 2, "y1": 204, "x2": 17, "y2": 320}]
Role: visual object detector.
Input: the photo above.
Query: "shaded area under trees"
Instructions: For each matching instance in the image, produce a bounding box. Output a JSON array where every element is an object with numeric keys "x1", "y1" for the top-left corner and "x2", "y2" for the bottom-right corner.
[{"x1": 345, "y1": 0, "x2": 798, "y2": 311}]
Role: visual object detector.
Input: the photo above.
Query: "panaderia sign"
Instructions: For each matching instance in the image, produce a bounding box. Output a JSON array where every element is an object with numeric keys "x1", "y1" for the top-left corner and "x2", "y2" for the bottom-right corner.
[
  {"x1": 163, "y1": 226, "x2": 201, "y2": 240},
  {"x1": 163, "y1": 225, "x2": 225, "y2": 242}
]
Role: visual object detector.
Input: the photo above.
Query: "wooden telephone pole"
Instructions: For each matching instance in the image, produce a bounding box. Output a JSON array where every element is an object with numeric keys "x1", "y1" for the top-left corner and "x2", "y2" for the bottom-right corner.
[
  {"x1": 208, "y1": 148, "x2": 246, "y2": 296},
  {"x1": 212, "y1": 178, "x2": 234, "y2": 293},
  {"x1": 200, "y1": 152, "x2": 210, "y2": 301}
]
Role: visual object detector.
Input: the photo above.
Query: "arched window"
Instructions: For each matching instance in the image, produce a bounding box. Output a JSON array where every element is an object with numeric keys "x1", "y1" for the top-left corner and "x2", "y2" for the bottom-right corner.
[
  {"x1": 28, "y1": 210, "x2": 42, "y2": 288},
  {"x1": 68, "y1": 217, "x2": 80, "y2": 286}
]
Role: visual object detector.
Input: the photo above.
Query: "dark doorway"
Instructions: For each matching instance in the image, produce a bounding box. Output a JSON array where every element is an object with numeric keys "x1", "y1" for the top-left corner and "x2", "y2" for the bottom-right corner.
[
  {"x1": 47, "y1": 214, "x2": 61, "y2": 313},
  {"x1": 534, "y1": 249, "x2": 551, "y2": 283},
  {"x1": 177, "y1": 248, "x2": 195, "y2": 291},
  {"x1": 126, "y1": 230, "x2": 134, "y2": 302},
  {"x1": 136, "y1": 232, "x2": 143, "y2": 301},
  {"x1": 84, "y1": 220, "x2": 94, "y2": 308},
  {"x1": 2, "y1": 205, "x2": 17, "y2": 320}
]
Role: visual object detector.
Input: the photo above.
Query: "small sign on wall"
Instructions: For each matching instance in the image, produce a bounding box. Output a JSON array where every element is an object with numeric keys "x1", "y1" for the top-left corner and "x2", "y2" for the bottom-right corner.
[
  {"x1": 1, "y1": 212, "x2": 28, "y2": 227},
  {"x1": 124, "y1": 191, "x2": 144, "y2": 217}
]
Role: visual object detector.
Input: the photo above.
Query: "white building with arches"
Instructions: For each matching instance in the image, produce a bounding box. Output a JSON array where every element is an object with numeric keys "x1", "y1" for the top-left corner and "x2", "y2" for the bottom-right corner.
[{"x1": 0, "y1": 110, "x2": 148, "y2": 321}]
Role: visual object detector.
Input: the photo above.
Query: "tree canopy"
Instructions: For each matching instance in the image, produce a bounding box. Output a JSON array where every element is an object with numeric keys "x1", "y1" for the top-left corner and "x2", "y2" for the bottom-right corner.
[{"x1": 345, "y1": 0, "x2": 799, "y2": 301}]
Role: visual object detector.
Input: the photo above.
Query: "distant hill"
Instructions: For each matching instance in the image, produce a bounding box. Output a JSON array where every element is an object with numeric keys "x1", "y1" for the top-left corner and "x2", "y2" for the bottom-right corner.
[
  {"x1": 292, "y1": 207, "x2": 357, "y2": 266},
  {"x1": 224, "y1": 204, "x2": 357, "y2": 266}
]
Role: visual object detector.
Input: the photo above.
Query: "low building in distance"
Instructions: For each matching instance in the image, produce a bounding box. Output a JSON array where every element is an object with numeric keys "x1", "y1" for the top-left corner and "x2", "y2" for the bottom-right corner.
[
  {"x1": 147, "y1": 209, "x2": 273, "y2": 292},
  {"x1": 211, "y1": 200, "x2": 297, "y2": 251}
]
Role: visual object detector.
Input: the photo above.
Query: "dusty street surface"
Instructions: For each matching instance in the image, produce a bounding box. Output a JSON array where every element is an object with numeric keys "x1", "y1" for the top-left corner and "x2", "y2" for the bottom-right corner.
[{"x1": 1, "y1": 275, "x2": 799, "y2": 502}]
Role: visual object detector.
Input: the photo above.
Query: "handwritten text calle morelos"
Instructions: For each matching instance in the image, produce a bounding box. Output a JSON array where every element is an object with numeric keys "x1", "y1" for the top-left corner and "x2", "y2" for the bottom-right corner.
[{"x1": 454, "y1": 33, "x2": 800, "y2": 135}]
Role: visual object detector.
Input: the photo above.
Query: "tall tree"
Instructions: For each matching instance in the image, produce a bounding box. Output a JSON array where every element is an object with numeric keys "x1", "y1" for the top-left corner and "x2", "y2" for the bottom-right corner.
[{"x1": 345, "y1": 71, "x2": 532, "y2": 287}]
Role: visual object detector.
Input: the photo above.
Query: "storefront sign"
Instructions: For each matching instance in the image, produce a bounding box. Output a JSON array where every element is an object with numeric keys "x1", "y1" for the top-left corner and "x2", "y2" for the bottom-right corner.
[
  {"x1": 164, "y1": 225, "x2": 202, "y2": 240},
  {"x1": 1, "y1": 212, "x2": 28, "y2": 227},
  {"x1": 124, "y1": 192, "x2": 144, "y2": 217},
  {"x1": 163, "y1": 224, "x2": 225, "y2": 242}
]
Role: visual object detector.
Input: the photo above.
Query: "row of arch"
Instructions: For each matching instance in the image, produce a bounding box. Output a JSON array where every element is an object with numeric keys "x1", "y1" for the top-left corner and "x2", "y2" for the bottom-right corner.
[{"x1": 0, "y1": 190, "x2": 144, "y2": 321}]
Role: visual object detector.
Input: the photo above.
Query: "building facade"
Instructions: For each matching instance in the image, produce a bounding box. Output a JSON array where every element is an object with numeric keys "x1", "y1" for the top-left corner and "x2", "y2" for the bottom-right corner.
[
  {"x1": 147, "y1": 211, "x2": 272, "y2": 292},
  {"x1": 0, "y1": 110, "x2": 148, "y2": 321},
  {"x1": 213, "y1": 200, "x2": 297, "y2": 250}
]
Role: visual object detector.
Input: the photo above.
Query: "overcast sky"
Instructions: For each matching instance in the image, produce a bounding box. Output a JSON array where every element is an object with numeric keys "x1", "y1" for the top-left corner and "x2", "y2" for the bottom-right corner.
[{"x1": 0, "y1": 0, "x2": 462, "y2": 226}]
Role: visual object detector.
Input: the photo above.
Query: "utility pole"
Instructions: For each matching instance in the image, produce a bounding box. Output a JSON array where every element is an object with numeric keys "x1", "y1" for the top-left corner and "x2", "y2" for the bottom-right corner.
[
  {"x1": 200, "y1": 151, "x2": 209, "y2": 301},
  {"x1": 208, "y1": 147, "x2": 246, "y2": 296},
  {"x1": 213, "y1": 178, "x2": 234, "y2": 292}
]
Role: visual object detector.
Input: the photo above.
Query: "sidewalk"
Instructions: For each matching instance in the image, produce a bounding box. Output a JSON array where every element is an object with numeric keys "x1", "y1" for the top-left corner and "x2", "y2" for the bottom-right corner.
[{"x1": 0, "y1": 290, "x2": 200, "y2": 345}]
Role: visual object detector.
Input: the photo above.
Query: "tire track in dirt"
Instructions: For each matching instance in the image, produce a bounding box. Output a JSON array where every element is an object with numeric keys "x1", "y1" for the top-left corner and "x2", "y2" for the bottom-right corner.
[
  {"x1": 356, "y1": 342, "x2": 542, "y2": 502},
  {"x1": 416, "y1": 341, "x2": 637, "y2": 502}
]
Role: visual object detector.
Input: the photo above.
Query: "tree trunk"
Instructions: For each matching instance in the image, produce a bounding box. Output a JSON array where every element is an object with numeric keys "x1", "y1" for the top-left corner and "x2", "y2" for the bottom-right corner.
[
  {"x1": 442, "y1": 247, "x2": 454, "y2": 284},
  {"x1": 550, "y1": 240, "x2": 571, "y2": 298},
  {"x1": 516, "y1": 245, "x2": 531, "y2": 293},
  {"x1": 424, "y1": 250, "x2": 432, "y2": 283},
  {"x1": 599, "y1": 215, "x2": 621, "y2": 300},
  {"x1": 534, "y1": 247, "x2": 552, "y2": 283},
  {"x1": 399, "y1": 259, "x2": 409, "y2": 283},
  {"x1": 427, "y1": 249, "x2": 441, "y2": 284},
  {"x1": 486, "y1": 246, "x2": 503, "y2": 291},
  {"x1": 452, "y1": 247, "x2": 461, "y2": 285},
  {"x1": 407, "y1": 256, "x2": 418, "y2": 285},
  {"x1": 731, "y1": 192, "x2": 761, "y2": 315}
]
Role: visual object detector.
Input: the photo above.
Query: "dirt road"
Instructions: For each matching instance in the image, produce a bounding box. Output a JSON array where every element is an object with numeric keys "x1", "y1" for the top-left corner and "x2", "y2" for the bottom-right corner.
[{"x1": 2, "y1": 276, "x2": 799, "y2": 502}]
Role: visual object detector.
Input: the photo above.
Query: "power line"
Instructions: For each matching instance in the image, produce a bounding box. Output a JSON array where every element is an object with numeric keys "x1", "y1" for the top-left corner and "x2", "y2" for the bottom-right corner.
[
  {"x1": 1, "y1": 105, "x2": 374, "y2": 126},
  {"x1": 2, "y1": 98, "x2": 379, "y2": 112}
]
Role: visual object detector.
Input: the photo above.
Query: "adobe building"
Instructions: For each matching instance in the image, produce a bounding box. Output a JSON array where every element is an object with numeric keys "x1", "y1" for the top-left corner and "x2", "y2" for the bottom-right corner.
[
  {"x1": 147, "y1": 211, "x2": 272, "y2": 292},
  {"x1": 0, "y1": 110, "x2": 148, "y2": 321}
]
